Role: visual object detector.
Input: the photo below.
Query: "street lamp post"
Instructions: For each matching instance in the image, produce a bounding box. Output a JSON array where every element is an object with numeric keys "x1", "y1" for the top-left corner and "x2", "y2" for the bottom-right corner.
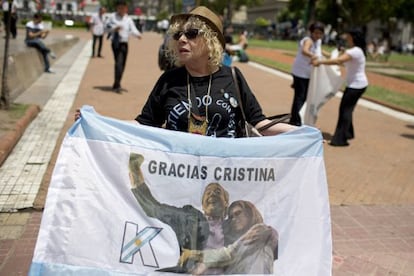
[{"x1": 1, "y1": 0, "x2": 12, "y2": 109}]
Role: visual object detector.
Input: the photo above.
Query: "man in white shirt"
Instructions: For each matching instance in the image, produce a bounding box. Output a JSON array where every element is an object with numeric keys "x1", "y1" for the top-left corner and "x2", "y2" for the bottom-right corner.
[
  {"x1": 90, "y1": 6, "x2": 106, "y2": 58},
  {"x1": 2, "y1": 0, "x2": 19, "y2": 39},
  {"x1": 106, "y1": 0, "x2": 142, "y2": 93},
  {"x1": 25, "y1": 13, "x2": 56, "y2": 73}
]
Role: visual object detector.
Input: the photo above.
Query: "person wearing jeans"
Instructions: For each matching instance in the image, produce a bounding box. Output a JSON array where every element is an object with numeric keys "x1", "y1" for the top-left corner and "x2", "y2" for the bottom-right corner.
[
  {"x1": 312, "y1": 28, "x2": 368, "y2": 146},
  {"x1": 25, "y1": 13, "x2": 56, "y2": 73}
]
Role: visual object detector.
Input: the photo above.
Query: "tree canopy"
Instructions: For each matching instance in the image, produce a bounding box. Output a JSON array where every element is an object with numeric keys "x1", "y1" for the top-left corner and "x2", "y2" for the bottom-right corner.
[{"x1": 287, "y1": 0, "x2": 414, "y2": 29}]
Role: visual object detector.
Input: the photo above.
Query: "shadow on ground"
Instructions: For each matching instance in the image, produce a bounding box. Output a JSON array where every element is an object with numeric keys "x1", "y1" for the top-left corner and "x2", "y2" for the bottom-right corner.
[{"x1": 93, "y1": 86, "x2": 129, "y2": 93}]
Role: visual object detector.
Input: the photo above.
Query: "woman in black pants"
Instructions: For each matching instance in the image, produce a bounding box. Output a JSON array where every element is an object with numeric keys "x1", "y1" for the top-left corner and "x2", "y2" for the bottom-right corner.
[
  {"x1": 289, "y1": 22, "x2": 330, "y2": 126},
  {"x1": 312, "y1": 28, "x2": 368, "y2": 146}
]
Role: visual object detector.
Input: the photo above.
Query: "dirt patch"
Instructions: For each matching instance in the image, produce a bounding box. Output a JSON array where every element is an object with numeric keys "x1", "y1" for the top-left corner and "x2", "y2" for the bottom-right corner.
[{"x1": 0, "y1": 104, "x2": 40, "y2": 166}]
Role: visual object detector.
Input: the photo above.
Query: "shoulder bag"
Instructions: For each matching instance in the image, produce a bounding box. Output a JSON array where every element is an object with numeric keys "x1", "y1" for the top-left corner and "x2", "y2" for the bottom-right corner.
[{"x1": 231, "y1": 67, "x2": 290, "y2": 137}]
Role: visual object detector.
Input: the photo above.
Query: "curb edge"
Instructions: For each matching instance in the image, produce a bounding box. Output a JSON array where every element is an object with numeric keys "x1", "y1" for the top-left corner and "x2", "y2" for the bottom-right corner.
[{"x1": 0, "y1": 104, "x2": 41, "y2": 167}]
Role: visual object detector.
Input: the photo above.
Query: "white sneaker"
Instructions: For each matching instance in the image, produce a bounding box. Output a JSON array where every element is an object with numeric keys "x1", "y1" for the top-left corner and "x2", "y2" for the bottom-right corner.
[
  {"x1": 45, "y1": 68, "x2": 55, "y2": 73},
  {"x1": 49, "y1": 52, "x2": 56, "y2": 59}
]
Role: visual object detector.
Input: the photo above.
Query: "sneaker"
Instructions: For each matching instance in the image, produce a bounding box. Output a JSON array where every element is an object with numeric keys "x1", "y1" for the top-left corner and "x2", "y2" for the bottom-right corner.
[
  {"x1": 49, "y1": 52, "x2": 56, "y2": 59},
  {"x1": 45, "y1": 68, "x2": 55, "y2": 73}
]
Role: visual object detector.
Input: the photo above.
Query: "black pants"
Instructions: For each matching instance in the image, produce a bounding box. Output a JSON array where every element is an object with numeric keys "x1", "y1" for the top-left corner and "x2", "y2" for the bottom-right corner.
[
  {"x1": 92, "y1": 35, "x2": 103, "y2": 57},
  {"x1": 111, "y1": 42, "x2": 128, "y2": 89},
  {"x1": 289, "y1": 75, "x2": 309, "y2": 126},
  {"x1": 3, "y1": 12, "x2": 17, "y2": 38},
  {"x1": 331, "y1": 86, "x2": 367, "y2": 145}
]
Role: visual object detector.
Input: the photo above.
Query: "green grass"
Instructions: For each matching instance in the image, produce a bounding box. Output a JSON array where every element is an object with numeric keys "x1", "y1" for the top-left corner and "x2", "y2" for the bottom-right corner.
[
  {"x1": 0, "y1": 103, "x2": 29, "y2": 132},
  {"x1": 365, "y1": 86, "x2": 414, "y2": 113},
  {"x1": 9, "y1": 103, "x2": 29, "y2": 118},
  {"x1": 399, "y1": 74, "x2": 414, "y2": 82},
  {"x1": 249, "y1": 55, "x2": 292, "y2": 73},
  {"x1": 248, "y1": 39, "x2": 299, "y2": 52},
  {"x1": 387, "y1": 53, "x2": 414, "y2": 69},
  {"x1": 374, "y1": 73, "x2": 414, "y2": 83}
]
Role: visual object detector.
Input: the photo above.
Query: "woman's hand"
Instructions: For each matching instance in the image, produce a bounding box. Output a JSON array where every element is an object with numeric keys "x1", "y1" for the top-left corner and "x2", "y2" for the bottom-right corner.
[
  {"x1": 311, "y1": 59, "x2": 320, "y2": 66},
  {"x1": 74, "y1": 109, "x2": 81, "y2": 121},
  {"x1": 178, "y1": 248, "x2": 202, "y2": 267},
  {"x1": 240, "y1": 223, "x2": 272, "y2": 246},
  {"x1": 256, "y1": 120, "x2": 297, "y2": 136}
]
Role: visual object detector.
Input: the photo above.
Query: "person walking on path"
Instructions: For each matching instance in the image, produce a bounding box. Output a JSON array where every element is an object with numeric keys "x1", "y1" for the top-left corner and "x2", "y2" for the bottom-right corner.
[
  {"x1": 289, "y1": 21, "x2": 330, "y2": 126},
  {"x1": 90, "y1": 6, "x2": 106, "y2": 58},
  {"x1": 25, "y1": 13, "x2": 56, "y2": 73},
  {"x1": 312, "y1": 28, "x2": 368, "y2": 146},
  {"x1": 2, "y1": 0, "x2": 19, "y2": 39},
  {"x1": 106, "y1": 0, "x2": 142, "y2": 93}
]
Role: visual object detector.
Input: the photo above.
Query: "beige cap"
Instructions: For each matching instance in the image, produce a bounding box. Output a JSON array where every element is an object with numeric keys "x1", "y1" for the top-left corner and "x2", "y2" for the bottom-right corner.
[{"x1": 170, "y1": 6, "x2": 225, "y2": 48}]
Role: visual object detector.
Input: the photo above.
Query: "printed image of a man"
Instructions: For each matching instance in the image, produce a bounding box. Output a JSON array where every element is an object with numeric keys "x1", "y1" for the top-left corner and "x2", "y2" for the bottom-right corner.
[{"x1": 128, "y1": 153, "x2": 278, "y2": 274}]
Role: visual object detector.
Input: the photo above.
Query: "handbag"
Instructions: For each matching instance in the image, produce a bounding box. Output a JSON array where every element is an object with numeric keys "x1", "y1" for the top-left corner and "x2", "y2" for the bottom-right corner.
[{"x1": 231, "y1": 67, "x2": 290, "y2": 137}]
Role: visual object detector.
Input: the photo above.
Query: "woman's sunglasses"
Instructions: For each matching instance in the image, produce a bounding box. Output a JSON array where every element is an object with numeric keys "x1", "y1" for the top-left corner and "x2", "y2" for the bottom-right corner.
[{"x1": 172, "y1": 29, "x2": 201, "y2": 41}]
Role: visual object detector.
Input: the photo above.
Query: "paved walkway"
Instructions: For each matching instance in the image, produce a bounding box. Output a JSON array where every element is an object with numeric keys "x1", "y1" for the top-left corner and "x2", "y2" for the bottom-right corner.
[
  {"x1": 0, "y1": 29, "x2": 413, "y2": 275},
  {"x1": 0, "y1": 38, "x2": 89, "y2": 211}
]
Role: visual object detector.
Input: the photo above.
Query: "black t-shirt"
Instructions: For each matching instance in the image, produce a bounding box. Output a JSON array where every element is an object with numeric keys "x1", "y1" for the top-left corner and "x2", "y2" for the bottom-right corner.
[{"x1": 136, "y1": 66, "x2": 266, "y2": 138}]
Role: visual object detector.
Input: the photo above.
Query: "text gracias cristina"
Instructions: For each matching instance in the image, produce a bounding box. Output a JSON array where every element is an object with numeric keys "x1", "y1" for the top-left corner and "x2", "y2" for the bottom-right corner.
[{"x1": 147, "y1": 160, "x2": 276, "y2": 182}]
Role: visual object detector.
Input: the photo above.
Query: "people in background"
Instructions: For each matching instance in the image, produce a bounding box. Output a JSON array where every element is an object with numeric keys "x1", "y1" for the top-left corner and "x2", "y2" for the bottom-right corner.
[
  {"x1": 2, "y1": 0, "x2": 19, "y2": 39},
  {"x1": 105, "y1": 0, "x2": 142, "y2": 93},
  {"x1": 289, "y1": 21, "x2": 330, "y2": 126},
  {"x1": 25, "y1": 13, "x2": 56, "y2": 73},
  {"x1": 312, "y1": 28, "x2": 368, "y2": 146},
  {"x1": 237, "y1": 30, "x2": 248, "y2": 50},
  {"x1": 90, "y1": 6, "x2": 106, "y2": 58},
  {"x1": 225, "y1": 29, "x2": 249, "y2": 63}
]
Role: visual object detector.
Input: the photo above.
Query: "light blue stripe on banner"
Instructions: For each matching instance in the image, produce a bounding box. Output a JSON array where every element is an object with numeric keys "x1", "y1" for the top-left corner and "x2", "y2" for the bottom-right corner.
[
  {"x1": 68, "y1": 105, "x2": 323, "y2": 158},
  {"x1": 29, "y1": 262, "x2": 145, "y2": 276}
]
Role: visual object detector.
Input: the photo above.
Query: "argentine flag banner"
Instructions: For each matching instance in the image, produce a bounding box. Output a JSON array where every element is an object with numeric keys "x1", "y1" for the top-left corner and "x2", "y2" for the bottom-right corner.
[{"x1": 29, "y1": 106, "x2": 332, "y2": 276}]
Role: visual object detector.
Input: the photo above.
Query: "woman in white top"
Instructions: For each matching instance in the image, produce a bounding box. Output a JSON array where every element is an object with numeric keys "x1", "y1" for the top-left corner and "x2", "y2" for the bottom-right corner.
[
  {"x1": 290, "y1": 22, "x2": 330, "y2": 126},
  {"x1": 312, "y1": 28, "x2": 368, "y2": 146}
]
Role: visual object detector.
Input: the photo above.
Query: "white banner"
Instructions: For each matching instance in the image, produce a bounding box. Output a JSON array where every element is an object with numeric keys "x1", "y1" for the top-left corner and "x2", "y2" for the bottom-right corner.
[
  {"x1": 29, "y1": 106, "x2": 332, "y2": 276},
  {"x1": 303, "y1": 51, "x2": 344, "y2": 126}
]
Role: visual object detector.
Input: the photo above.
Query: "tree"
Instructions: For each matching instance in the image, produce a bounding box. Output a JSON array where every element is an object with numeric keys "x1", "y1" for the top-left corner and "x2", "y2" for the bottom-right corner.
[
  {"x1": 395, "y1": 0, "x2": 414, "y2": 23},
  {"x1": 287, "y1": 0, "x2": 309, "y2": 25},
  {"x1": 288, "y1": 0, "x2": 411, "y2": 29},
  {"x1": 287, "y1": 0, "x2": 412, "y2": 47},
  {"x1": 196, "y1": 0, "x2": 264, "y2": 23}
]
